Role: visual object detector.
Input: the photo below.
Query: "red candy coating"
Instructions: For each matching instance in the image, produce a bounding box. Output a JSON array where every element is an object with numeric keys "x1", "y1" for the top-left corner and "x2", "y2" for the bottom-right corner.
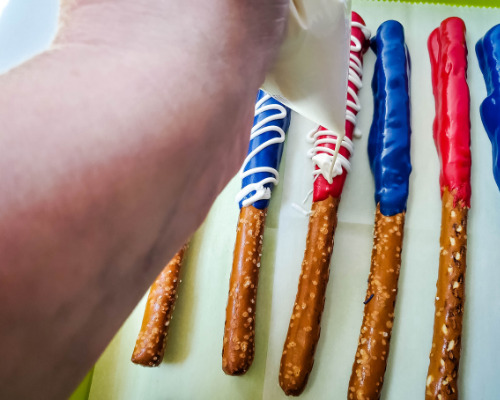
[
  {"x1": 428, "y1": 17, "x2": 471, "y2": 207},
  {"x1": 313, "y1": 12, "x2": 370, "y2": 202}
]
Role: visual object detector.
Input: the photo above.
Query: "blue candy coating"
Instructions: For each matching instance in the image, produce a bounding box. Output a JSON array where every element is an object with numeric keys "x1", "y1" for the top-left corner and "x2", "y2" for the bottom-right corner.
[
  {"x1": 240, "y1": 90, "x2": 291, "y2": 209},
  {"x1": 368, "y1": 21, "x2": 412, "y2": 216},
  {"x1": 476, "y1": 25, "x2": 500, "y2": 191}
]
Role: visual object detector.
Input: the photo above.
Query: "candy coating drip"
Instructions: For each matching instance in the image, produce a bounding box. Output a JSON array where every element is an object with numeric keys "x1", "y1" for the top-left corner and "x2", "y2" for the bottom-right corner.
[
  {"x1": 236, "y1": 90, "x2": 291, "y2": 209},
  {"x1": 476, "y1": 24, "x2": 500, "y2": 191},
  {"x1": 368, "y1": 20, "x2": 412, "y2": 217},
  {"x1": 312, "y1": 12, "x2": 370, "y2": 202},
  {"x1": 428, "y1": 17, "x2": 471, "y2": 206}
]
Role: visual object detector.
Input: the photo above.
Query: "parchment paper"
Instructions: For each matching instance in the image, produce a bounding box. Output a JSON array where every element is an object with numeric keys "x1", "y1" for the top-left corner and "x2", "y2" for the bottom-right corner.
[
  {"x1": 262, "y1": 0, "x2": 350, "y2": 134},
  {"x1": 88, "y1": 2, "x2": 500, "y2": 399}
]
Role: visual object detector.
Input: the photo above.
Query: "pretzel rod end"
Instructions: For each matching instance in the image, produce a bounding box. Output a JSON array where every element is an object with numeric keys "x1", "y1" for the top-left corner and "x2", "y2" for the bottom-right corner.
[
  {"x1": 279, "y1": 196, "x2": 340, "y2": 396},
  {"x1": 348, "y1": 206, "x2": 405, "y2": 399},
  {"x1": 425, "y1": 188, "x2": 467, "y2": 399},
  {"x1": 222, "y1": 206, "x2": 267, "y2": 375},
  {"x1": 131, "y1": 246, "x2": 187, "y2": 367}
]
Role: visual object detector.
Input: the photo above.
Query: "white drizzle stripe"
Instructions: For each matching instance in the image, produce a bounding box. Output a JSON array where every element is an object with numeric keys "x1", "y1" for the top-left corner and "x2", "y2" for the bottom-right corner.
[
  {"x1": 235, "y1": 94, "x2": 287, "y2": 208},
  {"x1": 307, "y1": 128, "x2": 354, "y2": 183},
  {"x1": 291, "y1": 203, "x2": 312, "y2": 216},
  {"x1": 306, "y1": 21, "x2": 371, "y2": 184},
  {"x1": 348, "y1": 21, "x2": 371, "y2": 138}
]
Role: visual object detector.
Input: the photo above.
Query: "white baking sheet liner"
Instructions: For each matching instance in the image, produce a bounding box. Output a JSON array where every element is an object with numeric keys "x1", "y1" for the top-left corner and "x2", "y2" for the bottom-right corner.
[{"x1": 88, "y1": 1, "x2": 500, "y2": 399}]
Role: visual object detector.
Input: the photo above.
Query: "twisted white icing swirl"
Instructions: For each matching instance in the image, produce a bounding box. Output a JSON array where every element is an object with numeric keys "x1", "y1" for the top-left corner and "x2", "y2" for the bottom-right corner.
[
  {"x1": 307, "y1": 21, "x2": 371, "y2": 184},
  {"x1": 235, "y1": 94, "x2": 287, "y2": 207}
]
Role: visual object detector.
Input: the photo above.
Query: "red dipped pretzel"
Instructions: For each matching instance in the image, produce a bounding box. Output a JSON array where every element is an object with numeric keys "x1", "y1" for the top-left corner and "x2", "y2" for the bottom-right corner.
[
  {"x1": 279, "y1": 12, "x2": 371, "y2": 396},
  {"x1": 426, "y1": 17, "x2": 471, "y2": 400}
]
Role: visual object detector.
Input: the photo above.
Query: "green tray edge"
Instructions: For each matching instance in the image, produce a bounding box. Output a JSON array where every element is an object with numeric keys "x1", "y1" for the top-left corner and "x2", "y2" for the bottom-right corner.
[
  {"x1": 376, "y1": 0, "x2": 500, "y2": 8},
  {"x1": 69, "y1": 368, "x2": 94, "y2": 400}
]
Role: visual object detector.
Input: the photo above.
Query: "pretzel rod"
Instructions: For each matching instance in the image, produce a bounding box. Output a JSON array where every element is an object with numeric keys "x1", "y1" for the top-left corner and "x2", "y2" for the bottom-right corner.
[
  {"x1": 350, "y1": 209, "x2": 405, "y2": 400},
  {"x1": 222, "y1": 206, "x2": 266, "y2": 375},
  {"x1": 223, "y1": 90, "x2": 291, "y2": 375},
  {"x1": 280, "y1": 196, "x2": 339, "y2": 396},
  {"x1": 426, "y1": 189, "x2": 467, "y2": 399},
  {"x1": 349, "y1": 20, "x2": 411, "y2": 400},
  {"x1": 477, "y1": 24, "x2": 500, "y2": 191},
  {"x1": 426, "y1": 18, "x2": 471, "y2": 399},
  {"x1": 131, "y1": 245, "x2": 188, "y2": 366},
  {"x1": 279, "y1": 13, "x2": 370, "y2": 396}
]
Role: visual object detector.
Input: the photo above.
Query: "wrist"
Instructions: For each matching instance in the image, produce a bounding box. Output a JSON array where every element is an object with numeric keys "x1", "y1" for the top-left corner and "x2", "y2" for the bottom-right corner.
[
  {"x1": 44, "y1": 34, "x2": 256, "y2": 194},
  {"x1": 53, "y1": 0, "x2": 286, "y2": 201},
  {"x1": 56, "y1": 1, "x2": 279, "y2": 90}
]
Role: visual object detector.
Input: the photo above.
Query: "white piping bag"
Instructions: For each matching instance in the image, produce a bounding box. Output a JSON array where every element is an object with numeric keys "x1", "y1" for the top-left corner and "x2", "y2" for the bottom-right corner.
[{"x1": 262, "y1": 0, "x2": 351, "y2": 134}]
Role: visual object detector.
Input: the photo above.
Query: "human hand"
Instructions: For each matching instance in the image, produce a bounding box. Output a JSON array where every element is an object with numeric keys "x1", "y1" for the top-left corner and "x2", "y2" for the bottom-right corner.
[
  {"x1": 0, "y1": 3, "x2": 292, "y2": 399},
  {"x1": 56, "y1": 0, "x2": 291, "y2": 218}
]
